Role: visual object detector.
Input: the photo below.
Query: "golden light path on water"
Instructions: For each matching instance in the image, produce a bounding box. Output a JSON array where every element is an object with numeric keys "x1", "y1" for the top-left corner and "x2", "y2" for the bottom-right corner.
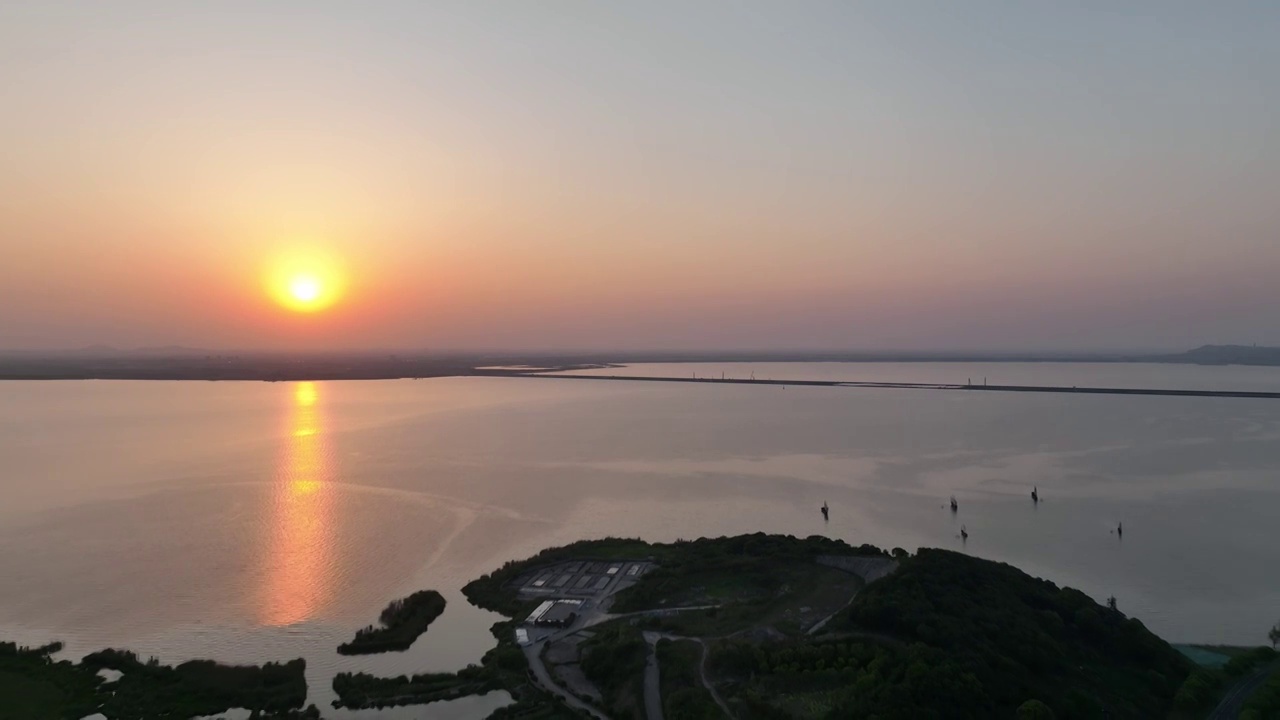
[{"x1": 259, "y1": 381, "x2": 335, "y2": 626}]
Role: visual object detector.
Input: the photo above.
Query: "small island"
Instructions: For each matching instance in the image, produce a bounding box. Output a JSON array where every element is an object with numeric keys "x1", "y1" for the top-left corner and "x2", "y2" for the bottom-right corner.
[{"x1": 337, "y1": 589, "x2": 448, "y2": 655}]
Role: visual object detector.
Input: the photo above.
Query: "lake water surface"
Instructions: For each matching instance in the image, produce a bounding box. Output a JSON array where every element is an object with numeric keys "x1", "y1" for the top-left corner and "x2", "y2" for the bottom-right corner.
[{"x1": 2, "y1": 363, "x2": 1279, "y2": 715}]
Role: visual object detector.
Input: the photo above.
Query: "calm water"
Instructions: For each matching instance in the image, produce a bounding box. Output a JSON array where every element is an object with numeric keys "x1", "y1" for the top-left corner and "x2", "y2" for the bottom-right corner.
[{"x1": 2, "y1": 365, "x2": 1280, "y2": 714}]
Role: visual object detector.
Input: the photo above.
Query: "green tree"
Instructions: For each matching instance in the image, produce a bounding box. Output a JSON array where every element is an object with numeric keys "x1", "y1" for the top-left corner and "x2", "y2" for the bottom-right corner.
[{"x1": 1017, "y1": 699, "x2": 1056, "y2": 720}]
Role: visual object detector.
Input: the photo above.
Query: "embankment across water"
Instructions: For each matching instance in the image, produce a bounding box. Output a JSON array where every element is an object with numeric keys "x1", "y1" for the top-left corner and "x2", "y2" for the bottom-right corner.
[{"x1": 506, "y1": 372, "x2": 1280, "y2": 400}]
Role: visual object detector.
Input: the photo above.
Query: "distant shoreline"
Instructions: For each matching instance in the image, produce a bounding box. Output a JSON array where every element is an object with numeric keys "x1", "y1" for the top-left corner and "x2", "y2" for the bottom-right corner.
[
  {"x1": 2, "y1": 364, "x2": 1280, "y2": 399},
  {"x1": 0, "y1": 360, "x2": 610, "y2": 382},
  {"x1": 525, "y1": 372, "x2": 1280, "y2": 400},
  {"x1": 1, "y1": 344, "x2": 1279, "y2": 381}
]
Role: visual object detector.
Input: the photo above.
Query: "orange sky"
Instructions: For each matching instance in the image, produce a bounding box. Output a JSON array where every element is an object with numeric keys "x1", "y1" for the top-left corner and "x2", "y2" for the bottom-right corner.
[{"x1": 2, "y1": 4, "x2": 1278, "y2": 351}]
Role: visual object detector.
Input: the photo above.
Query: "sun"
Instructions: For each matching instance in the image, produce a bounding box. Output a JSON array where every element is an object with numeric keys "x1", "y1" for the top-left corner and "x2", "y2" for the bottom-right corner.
[
  {"x1": 289, "y1": 275, "x2": 322, "y2": 304},
  {"x1": 265, "y1": 249, "x2": 345, "y2": 313}
]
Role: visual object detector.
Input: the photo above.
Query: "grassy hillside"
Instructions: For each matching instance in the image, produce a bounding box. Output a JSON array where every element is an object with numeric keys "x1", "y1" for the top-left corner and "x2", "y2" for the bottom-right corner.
[
  {"x1": 610, "y1": 534, "x2": 887, "y2": 615},
  {"x1": 823, "y1": 548, "x2": 1190, "y2": 718},
  {"x1": 467, "y1": 535, "x2": 1192, "y2": 718}
]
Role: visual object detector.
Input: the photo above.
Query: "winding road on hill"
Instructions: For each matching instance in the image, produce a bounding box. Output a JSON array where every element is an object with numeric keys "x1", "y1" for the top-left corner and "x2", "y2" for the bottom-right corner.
[
  {"x1": 1207, "y1": 662, "x2": 1279, "y2": 720},
  {"x1": 523, "y1": 638, "x2": 610, "y2": 720},
  {"x1": 642, "y1": 632, "x2": 735, "y2": 720}
]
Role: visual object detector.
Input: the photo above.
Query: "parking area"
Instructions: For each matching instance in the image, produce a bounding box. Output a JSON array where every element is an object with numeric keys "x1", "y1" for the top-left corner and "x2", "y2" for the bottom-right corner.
[
  {"x1": 512, "y1": 559, "x2": 655, "y2": 645},
  {"x1": 515, "y1": 559, "x2": 653, "y2": 604}
]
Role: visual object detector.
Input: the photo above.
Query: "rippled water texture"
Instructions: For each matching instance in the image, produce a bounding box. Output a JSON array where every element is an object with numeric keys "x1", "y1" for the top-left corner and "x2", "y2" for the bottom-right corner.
[{"x1": 1, "y1": 364, "x2": 1279, "y2": 713}]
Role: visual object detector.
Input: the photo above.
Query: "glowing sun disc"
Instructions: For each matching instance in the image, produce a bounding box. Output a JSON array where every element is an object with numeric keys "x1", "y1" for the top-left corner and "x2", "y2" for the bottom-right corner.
[
  {"x1": 265, "y1": 250, "x2": 345, "y2": 313},
  {"x1": 290, "y1": 275, "x2": 322, "y2": 303}
]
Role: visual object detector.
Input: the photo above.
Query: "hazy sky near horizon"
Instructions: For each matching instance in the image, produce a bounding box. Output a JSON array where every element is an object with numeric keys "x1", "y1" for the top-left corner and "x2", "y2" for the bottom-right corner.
[{"x1": 2, "y1": 2, "x2": 1278, "y2": 352}]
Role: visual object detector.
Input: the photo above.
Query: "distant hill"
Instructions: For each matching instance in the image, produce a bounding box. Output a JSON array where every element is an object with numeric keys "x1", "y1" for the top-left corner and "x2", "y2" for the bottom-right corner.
[
  {"x1": 75, "y1": 344, "x2": 119, "y2": 354},
  {"x1": 1161, "y1": 345, "x2": 1280, "y2": 366}
]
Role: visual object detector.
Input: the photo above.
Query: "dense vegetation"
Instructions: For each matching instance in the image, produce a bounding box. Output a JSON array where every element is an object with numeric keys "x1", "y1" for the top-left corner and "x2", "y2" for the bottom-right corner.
[
  {"x1": 711, "y1": 633, "x2": 993, "y2": 718},
  {"x1": 0, "y1": 642, "x2": 99, "y2": 720},
  {"x1": 1170, "y1": 667, "x2": 1226, "y2": 717},
  {"x1": 1241, "y1": 670, "x2": 1280, "y2": 720},
  {"x1": 832, "y1": 548, "x2": 1191, "y2": 718},
  {"x1": 1170, "y1": 646, "x2": 1277, "y2": 717},
  {"x1": 81, "y1": 648, "x2": 310, "y2": 717},
  {"x1": 700, "y1": 548, "x2": 1199, "y2": 719},
  {"x1": 484, "y1": 695, "x2": 590, "y2": 719},
  {"x1": 1222, "y1": 646, "x2": 1278, "y2": 676},
  {"x1": 655, "y1": 639, "x2": 721, "y2": 720},
  {"x1": 337, "y1": 589, "x2": 447, "y2": 654},
  {"x1": 0, "y1": 641, "x2": 316, "y2": 720},
  {"x1": 611, "y1": 534, "x2": 886, "y2": 615},
  {"x1": 332, "y1": 665, "x2": 497, "y2": 708},
  {"x1": 580, "y1": 622, "x2": 648, "y2": 720}
]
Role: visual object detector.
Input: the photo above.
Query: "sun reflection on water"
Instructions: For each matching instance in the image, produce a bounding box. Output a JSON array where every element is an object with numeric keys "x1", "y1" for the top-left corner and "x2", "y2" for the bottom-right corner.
[{"x1": 258, "y1": 381, "x2": 335, "y2": 626}]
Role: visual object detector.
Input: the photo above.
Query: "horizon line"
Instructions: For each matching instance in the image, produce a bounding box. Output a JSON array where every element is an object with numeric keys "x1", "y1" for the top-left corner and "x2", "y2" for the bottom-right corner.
[{"x1": 0, "y1": 345, "x2": 1226, "y2": 358}]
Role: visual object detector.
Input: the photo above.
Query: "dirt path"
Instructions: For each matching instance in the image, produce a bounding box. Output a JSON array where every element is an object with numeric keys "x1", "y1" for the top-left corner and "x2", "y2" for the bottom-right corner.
[
  {"x1": 590, "y1": 604, "x2": 721, "y2": 627},
  {"x1": 643, "y1": 631, "x2": 735, "y2": 720},
  {"x1": 694, "y1": 638, "x2": 736, "y2": 719},
  {"x1": 642, "y1": 632, "x2": 665, "y2": 720},
  {"x1": 512, "y1": 601, "x2": 722, "y2": 720},
  {"x1": 524, "y1": 640, "x2": 611, "y2": 720},
  {"x1": 1207, "y1": 662, "x2": 1279, "y2": 720},
  {"x1": 807, "y1": 589, "x2": 859, "y2": 635}
]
